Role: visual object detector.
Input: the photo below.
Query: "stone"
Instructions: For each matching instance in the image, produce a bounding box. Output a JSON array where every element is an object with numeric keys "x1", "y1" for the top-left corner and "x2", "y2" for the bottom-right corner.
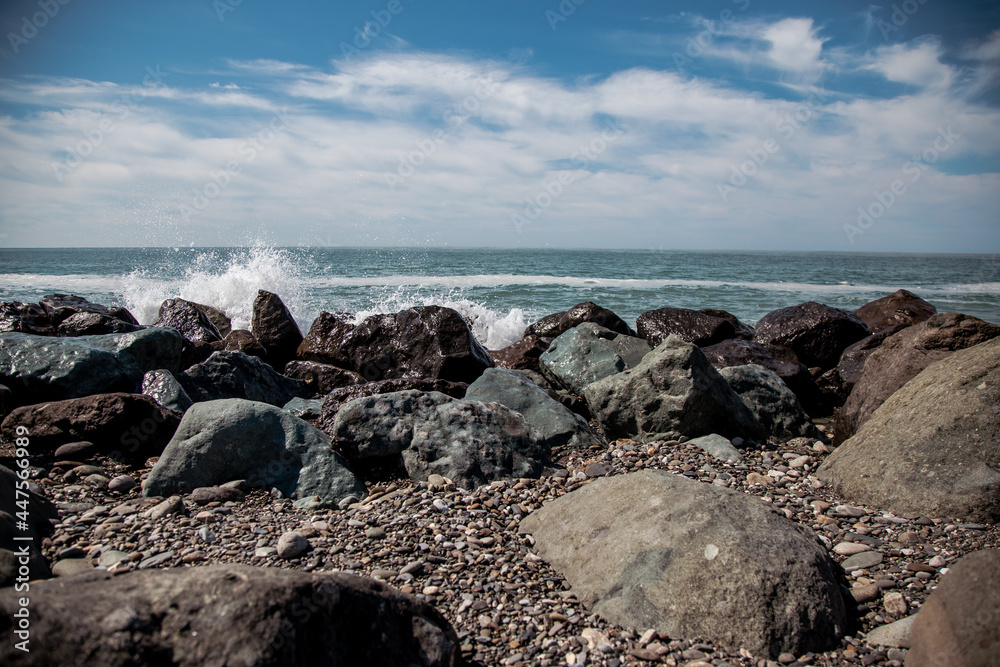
[
  {"x1": 56, "y1": 312, "x2": 143, "y2": 337},
  {"x1": 883, "y1": 592, "x2": 907, "y2": 616},
  {"x1": 284, "y1": 360, "x2": 365, "y2": 395},
  {"x1": 0, "y1": 300, "x2": 54, "y2": 335},
  {"x1": 251, "y1": 290, "x2": 303, "y2": 371},
  {"x1": 332, "y1": 390, "x2": 550, "y2": 490},
  {"x1": 211, "y1": 329, "x2": 266, "y2": 358},
  {"x1": 189, "y1": 301, "x2": 232, "y2": 337},
  {"x1": 316, "y1": 378, "x2": 467, "y2": 433},
  {"x1": 0, "y1": 327, "x2": 185, "y2": 407},
  {"x1": 0, "y1": 465, "x2": 58, "y2": 585},
  {"x1": 816, "y1": 325, "x2": 908, "y2": 406},
  {"x1": 51, "y1": 558, "x2": 94, "y2": 577},
  {"x1": 853, "y1": 289, "x2": 937, "y2": 334},
  {"x1": 108, "y1": 475, "x2": 136, "y2": 493},
  {"x1": 698, "y1": 308, "x2": 755, "y2": 339},
  {"x1": 907, "y1": 549, "x2": 1000, "y2": 667},
  {"x1": 276, "y1": 531, "x2": 310, "y2": 559},
  {"x1": 465, "y1": 368, "x2": 606, "y2": 450},
  {"x1": 0, "y1": 564, "x2": 460, "y2": 666},
  {"x1": 538, "y1": 323, "x2": 628, "y2": 395},
  {"x1": 1, "y1": 393, "x2": 182, "y2": 464},
  {"x1": 178, "y1": 350, "x2": 310, "y2": 407},
  {"x1": 38, "y1": 294, "x2": 138, "y2": 328},
  {"x1": 753, "y1": 301, "x2": 870, "y2": 370},
  {"x1": 143, "y1": 398, "x2": 366, "y2": 508},
  {"x1": 52, "y1": 440, "x2": 98, "y2": 460},
  {"x1": 189, "y1": 486, "x2": 245, "y2": 504},
  {"x1": 686, "y1": 434, "x2": 742, "y2": 462},
  {"x1": 295, "y1": 311, "x2": 356, "y2": 364},
  {"x1": 719, "y1": 364, "x2": 818, "y2": 442},
  {"x1": 518, "y1": 470, "x2": 846, "y2": 659},
  {"x1": 153, "y1": 298, "x2": 222, "y2": 343},
  {"x1": 0, "y1": 384, "x2": 9, "y2": 417},
  {"x1": 636, "y1": 307, "x2": 737, "y2": 347},
  {"x1": 98, "y1": 550, "x2": 130, "y2": 567},
  {"x1": 525, "y1": 301, "x2": 633, "y2": 339},
  {"x1": 147, "y1": 496, "x2": 185, "y2": 520},
  {"x1": 818, "y1": 338, "x2": 1000, "y2": 523},
  {"x1": 490, "y1": 335, "x2": 550, "y2": 373},
  {"x1": 281, "y1": 397, "x2": 324, "y2": 420},
  {"x1": 834, "y1": 313, "x2": 1000, "y2": 444},
  {"x1": 841, "y1": 551, "x2": 883, "y2": 572},
  {"x1": 833, "y1": 542, "x2": 871, "y2": 556},
  {"x1": 583, "y1": 335, "x2": 764, "y2": 442},
  {"x1": 865, "y1": 615, "x2": 915, "y2": 649},
  {"x1": 141, "y1": 368, "x2": 194, "y2": 412}
]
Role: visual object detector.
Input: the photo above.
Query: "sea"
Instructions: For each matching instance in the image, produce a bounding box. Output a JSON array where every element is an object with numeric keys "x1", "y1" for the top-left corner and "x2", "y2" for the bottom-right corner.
[{"x1": 1, "y1": 246, "x2": 998, "y2": 350}]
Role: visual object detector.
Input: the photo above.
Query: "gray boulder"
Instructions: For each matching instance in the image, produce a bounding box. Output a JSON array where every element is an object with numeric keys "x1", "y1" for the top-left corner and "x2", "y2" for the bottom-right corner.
[
  {"x1": 583, "y1": 335, "x2": 765, "y2": 442},
  {"x1": 0, "y1": 564, "x2": 460, "y2": 666},
  {"x1": 465, "y1": 368, "x2": 606, "y2": 450},
  {"x1": 817, "y1": 337, "x2": 1000, "y2": 523},
  {"x1": 142, "y1": 368, "x2": 193, "y2": 412},
  {"x1": 0, "y1": 328, "x2": 184, "y2": 407},
  {"x1": 178, "y1": 350, "x2": 309, "y2": 407},
  {"x1": 538, "y1": 323, "x2": 632, "y2": 395},
  {"x1": 143, "y1": 399, "x2": 366, "y2": 508},
  {"x1": 720, "y1": 364, "x2": 818, "y2": 442},
  {"x1": 519, "y1": 470, "x2": 846, "y2": 659},
  {"x1": 332, "y1": 390, "x2": 550, "y2": 489}
]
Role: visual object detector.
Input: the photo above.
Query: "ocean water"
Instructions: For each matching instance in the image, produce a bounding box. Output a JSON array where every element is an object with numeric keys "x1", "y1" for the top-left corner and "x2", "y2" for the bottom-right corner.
[{"x1": 0, "y1": 246, "x2": 998, "y2": 350}]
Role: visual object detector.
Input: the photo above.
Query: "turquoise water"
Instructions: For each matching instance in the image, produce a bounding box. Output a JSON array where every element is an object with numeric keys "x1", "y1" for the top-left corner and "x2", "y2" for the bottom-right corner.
[{"x1": 1, "y1": 246, "x2": 997, "y2": 349}]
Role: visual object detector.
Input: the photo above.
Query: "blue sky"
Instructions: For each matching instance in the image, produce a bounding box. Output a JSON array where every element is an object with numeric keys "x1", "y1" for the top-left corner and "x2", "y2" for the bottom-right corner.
[{"x1": 0, "y1": 0, "x2": 998, "y2": 251}]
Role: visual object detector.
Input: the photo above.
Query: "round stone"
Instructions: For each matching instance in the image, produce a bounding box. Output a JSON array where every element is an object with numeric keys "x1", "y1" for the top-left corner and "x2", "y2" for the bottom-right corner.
[{"x1": 276, "y1": 531, "x2": 310, "y2": 559}]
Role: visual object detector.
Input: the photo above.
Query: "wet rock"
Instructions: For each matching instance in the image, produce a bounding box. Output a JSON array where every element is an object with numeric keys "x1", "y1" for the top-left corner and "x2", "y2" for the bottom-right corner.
[
  {"x1": 178, "y1": 350, "x2": 309, "y2": 407},
  {"x1": 719, "y1": 364, "x2": 818, "y2": 442},
  {"x1": 141, "y1": 368, "x2": 194, "y2": 412},
  {"x1": 189, "y1": 301, "x2": 232, "y2": 337},
  {"x1": 853, "y1": 289, "x2": 937, "y2": 334},
  {"x1": 39, "y1": 294, "x2": 138, "y2": 327},
  {"x1": 816, "y1": 324, "x2": 908, "y2": 406},
  {"x1": 251, "y1": 290, "x2": 303, "y2": 371},
  {"x1": 699, "y1": 308, "x2": 755, "y2": 339},
  {"x1": 525, "y1": 301, "x2": 633, "y2": 339},
  {"x1": 0, "y1": 301, "x2": 53, "y2": 335},
  {"x1": 295, "y1": 311, "x2": 355, "y2": 365},
  {"x1": 56, "y1": 312, "x2": 143, "y2": 337},
  {"x1": 211, "y1": 329, "x2": 266, "y2": 359},
  {"x1": 636, "y1": 307, "x2": 737, "y2": 347},
  {"x1": 153, "y1": 298, "x2": 222, "y2": 343},
  {"x1": 753, "y1": 301, "x2": 870, "y2": 370},
  {"x1": 490, "y1": 335, "x2": 550, "y2": 373},
  {"x1": 284, "y1": 360, "x2": 365, "y2": 396}
]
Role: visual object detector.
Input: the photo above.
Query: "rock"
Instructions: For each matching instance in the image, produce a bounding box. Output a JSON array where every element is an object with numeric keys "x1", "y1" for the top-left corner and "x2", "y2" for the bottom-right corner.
[
  {"x1": 701, "y1": 338, "x2": 829, "y2": 417},
  {"x1": 719, "y1": 364, "x2": 818, "y2": 442},
  {"x1": 636, "y1": 307, "x2": 737, "y2": 347},
  {"x1": 583, "y1": 335, "x2": 764, "y2": 442},
  {"x1": 525, "y1": 301, "x2": 633, "y2": 339},
  {"x1": 332, "y1": 390, "x2": 550, "y2": 489},
  {"x1": 0, "y1": 564, "x2": 460, "y2": 666},
  {"x1": 295, "y1": 311, "x2": 356, "y2": 364},
  {"x1": 281, "y1": 397, "x2": 325, "y2": 420},
  {"x1": 51, "y1": 558, "x2": 94, "y2": 577},
  {"x1": 538, "y1": 324, "x2": 628, "y2": 395},
  {"x1": 189, "y1": 301, "x2": 232, "y2": 336},
  {"x1": 0, "y1": 465, "x2": 58, "y2": 586},
  {"x1": 153, "y1": 298, "x2": 222, "y2": 343},
  {"x1": 1, "y1": 393, "x2": 182, "y2": 464},
  {"x1": 906, "y1": 549, "x2": 1000, "y2": 667},
  {"x1": 518, "y1": 470, "x2": 846, "y2": 659},
  {"x1": 276, "y1": 531, "x2": 310, "y2": 559},
  {"x1": 143, "y1": 398, "x2": 366, "y2": 508},
  {"x1": 686, "y1": 433, "x2": 742, "y2": 462},
  {"x1": 853, "y1": 289, "x2": 937, "y2": 334},
  {"x1": 108, "y1": 475, "x2": 136, "y2": 493},
  {"x1": 490, "y1": 335, "x2": 550, "y2": 373},
  {"x1": 465, "y1": 368, "x2": 606, "y2": 450},
  {"x1": 816, "y1": 325, "x2": 908, "y2": 406},
  {"x1": 52, "y1": 440, "x2": 98, "y2": 460},
  {"x1": 883, "y1": 591, "x2": 907, "y2": 616},
  {"x1": 284, "y1": 360, "x2": 365, "y2": 395},
  {"x1": 39, "y1": 294, "x2": 138, "y2": 327},
  {"x1": 753, "y1": 301, "x2": 870, "y2": 370},
  {"x1": 699, "y1": 308, "x2": 755, "y2": 339},
  {"x1": 147, "y1": 496, "x2": 185, "y2": 520},
  {"x1": 820, "y1": 337, "x2": 1000, "y2": 522},
  {"x1": 834, "y1": 313, "x2": 1000, "y2": 443},
  {"x1": 865, "y1": 615, "x2": 915, "y2": 649},
  {"x1": 0, "y1": 328, "x2": 185, "y2": 408},
  {"x1": 210, "y1": 329, "x2": 267, "y2": 359},
  {"x1": 841, "y1": 551, "x2": 884, "y2": 572},
  {"x1": 141, "y1": 368, "x2": 194, "y2": 412},
  {"x1": 56, "y1": 312, "x2": 143, "y2": 336},
  {"x1": 0, "y1": 301, "x2": 54, "y2": 335},
  {"x1": 251, "y1": 290, "x2": 303, "y2": 371},
  {"x1": 178, "y1": 350, "x2": 309, "y2": 407},
  {"x1": 316, "y1": 378, "x2": 468, "y2": 434},
  {"x1": 189, "y1": 486, "x2": 245, "y2": 504},
  {"x1": 0, "y1": 385, "x2": 9, "y2": 417}
]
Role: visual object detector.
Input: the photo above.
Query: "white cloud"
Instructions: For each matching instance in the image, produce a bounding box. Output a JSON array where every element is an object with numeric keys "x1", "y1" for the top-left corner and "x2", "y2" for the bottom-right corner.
[
  {"x1": 868, "y1": 39, "x2": 954, "y2": 89},
  {"x1": 762, "y1": 18, "x2": 827, "y2": 73}
]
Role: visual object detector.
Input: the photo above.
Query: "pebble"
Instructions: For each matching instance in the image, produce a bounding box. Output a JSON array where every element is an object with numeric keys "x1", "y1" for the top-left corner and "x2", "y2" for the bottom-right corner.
[
  {"x1": 365, "y1": 526, "x2": 387, "y2": 540},
  {"x1": 196, "y1": 526, "x2": 217, "y2": 543},
  {"x1": 276, "y1": 531, "x2": 310, "y2": 559},
  {"x1": 834, "y1": 542, "x2": 872, "y2": 555},
  {"x1": 52, "y1": 558, "x2": 94, "y2": 577},
  {"x1": 147, "y1": 496, "x2": 184, "y2": 520},
  {"x1": 139, "y1": 551, "x2": 175, "y2": 569},
  {"x1": 833, "y1": 504, "x2": 868, "y2": 518},
  {"x1": 883, "y1": 592, "x2": 908, "y2": 616},
  {"x1": 842, "y1": 551, "x2": 884, "y2": 571},
  {"x1": 98, "y1": 550, "x2": 130, "y2": 567},
  {"x1": 851, "y1": 584, "x2": 880, "y2": 603},
  {"x1": 107, "y1": 475, "x2": 136, "y2": 492}
]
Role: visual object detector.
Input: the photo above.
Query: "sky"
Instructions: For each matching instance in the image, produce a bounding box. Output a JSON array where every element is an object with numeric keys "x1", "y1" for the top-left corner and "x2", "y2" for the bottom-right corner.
[{"x1": 0, "y1": 0, "x2": 998, "y2": 252}]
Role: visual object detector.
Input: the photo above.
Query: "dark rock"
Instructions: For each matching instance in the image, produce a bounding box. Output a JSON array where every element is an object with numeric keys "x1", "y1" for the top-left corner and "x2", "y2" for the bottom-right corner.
[
  {"x1": 0, "y1": 301, "x2": 53, "y2": 335},
  {"x1": 56, "y1": 312, "x2": 143, "y2": 337},
  {"x1": 154, "y1": 298, "x2": 221, "y2": 343},
  {"x1": 583, "y1": 335, "x2": 765, "y2": 442},
  {"x1": 316, "y1": 379, "x2": 468, "y2": 435},
  {"x1": 296, "y1": 311, "x2": 355, "y2": 365},
  {"x1": 720, "y1": 364, "x2": 818, "y2": 442},
  {"x1": 52, "y1": 440, "x2": 98, "y2": 460},
  {"x1": 141, "y1": 368, "x2": 194, "y2": 412},
  {"x1": 817, "y1": 337, "x2": 1000, "y2": 523},
  {"x1": 39, "y1": 294, "x2": 138, "y2": 326},
  {"x1": 0, "y1": 328, "x2": 185, "y2": 408},
  {"x1": 699, "y1": 308, "x2": 755, "y2": 339},
  {"x1": 284, "y1": 360, "x2": 365, "y2": 396},
  {"x1": 1, "y1": 393, "x2": 182, "y2": 465},
  {"x1": 144, "y1": 398, "x2": 366, "y2": 507},
  {"x1": 178, "y1": 350, "x2": 310, "y2": 407},
  {"x1": 251, "y1": 290, "x2": 303, "y2": 371},
  {"x1": 853, "y1": 289, "x2": 937, "y2": 334},
  {"x1": 816, "y1": 325, "x2": 908, "y2": 406},
  {"x1": 0, "y1": 564, "x2": 461, "y2": 666},
  {"x1": 637, "y1": 307, "x2": 737, "y2": 347},
  {"x1": 211, "y1": 329, "x2": 266, "y2": 358},
  {"x1": 835, "y1": 313, "x2": 1000, "y2": 443},
  {"x1": 179, "y1": 339, "x2": 216, "y2": 371},
  {"x1": 538, "y1": 324, "x2": 629, "y2": 395},
  {"x1": 189, "y1": 301, "x2": 232, "y2": 337},
  {"x1": 0, "y1": 385, "x2": 10, "y2": 417},
  {"x1": 490, "y1": 335, "x2": 549, "y2": 373},
  {"x1": 519, "y1": 470, "x2": 847, "y2": 659},
  {"x1": 189, "y1": 486, "x2": 245, "y2": 504},
  {"x1": 0, "y1": 464, "x2": 58, "y2": 586},
  {"x1": 525, "y1": 302, "x2": 632, "y2": 339},
  {"x1": 753, "y1": 301, "x2": 870, "y2": 370}
]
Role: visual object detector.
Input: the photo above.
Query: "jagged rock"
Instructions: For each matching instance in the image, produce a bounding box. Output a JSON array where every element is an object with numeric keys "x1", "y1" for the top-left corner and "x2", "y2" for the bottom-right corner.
[
  {"x1": 39, "y1": 294, "x2": 138, "y2": 326},
  {"x1": 490, "y1": 335, "x2": 550, "y2": 373},
  {"x1": 699, "y1": 308, "x2": 755, "y2": 339},
  {"x1": 0, "y1": 465, "x2": 58, "y2": 586},
  {"x1": 525, "y1": 302, "x2": 632, "y2": 339},
  {"x1": 190, "y1": 301, "x2": 232, "y2": 336},
  {"x1": 296, "y1": 311, "x2": 356, "y2": 365},
  {"x1": 251, "y1": 290, "x2": 303, "y2": 371},
  {"x1": 636, "y1": 307, "x2": 737, "y2": 347},
  {"x1": 0, "y1": 301, "x2": 53, "y2": 335},
  {"x1": 753, "y1": 301, "x2": 870, "y2": 370},
  {"x1": 583, "y1": 335, "x2": 764, "y2": 442},
  {"x1": 55, "y1": 312, "x2": 143, "y2": 336},
  {"x1": 153, "y1": 298, "x2": 222, "y2": 343},
  {"x1": 719, "y1": 364, "x2": 818, "y2": 442},
  {"x1": 141, "y1": 369, "x2": 194, "y2": 412},
  {"x1": 853, "y1": 289, "x2": 937, "y2": 334},
  {"x1": 284, "y1": 360, "x2": 365, "y2": 396},
  {"x1": 316, "y1": 379, "x2": 468, "y2": 435},
  {"x1": 538, "y1": 324, "x2": 629, "y2": 395},
  {"x1": 816, "y1": 325, "x2": 908, "y2": 406},
  {"x1": 211, "y1": 329, "x2": 266, "y2": 359},
  {"x1": 178, "y1": 350, "x2": 309, "y2": 407}
]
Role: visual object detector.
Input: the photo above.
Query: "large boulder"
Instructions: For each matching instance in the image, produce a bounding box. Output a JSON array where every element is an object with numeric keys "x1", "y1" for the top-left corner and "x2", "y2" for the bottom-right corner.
[
  {"x1": 490, "y1": 334, "x2": 549, "y2": 373},
  {"x1": 284, "y1": 360, "x2": 365, "y2": 396},
  {"x1": 296, "y1": 311, "x2": 355, "y2": 365},
  {"x1": 39, "y1": 294, "x2": 138, "y2": 327},
  {"x1": 853, "y1": 289, "x2": 936, "y2": 334},
  {"x1": 0, "y1": 564, "x2": 460, "y2": 666},
  {"x1": 699, "y1": 308, "x2": 755, "y2": 339},
  {"x1": 178, "y1": 350, "x2": 310, "y2": 407},
  {"x1": 636, "y1": 307, "x2": 736, "y2": 347},
  {"x1": 211, "y1": 329, "x2": 266, "y2": 358},
  {"x1": 144, "y1": 399, "x2": 366, "y2": 507},
  {"x1": 56, "y1": 312, "x2": 143, "y2": 337},
  {"x1": 583, "y1": 335, "x2": 764, "y2": 442},
  {"x1": 141, "y1": 369, "x2": 194, "y2": 412},
  {"x1": 251, "y1": 290, "x2": 303, "y2": 371},
  {"x1": 525, "y1": 302, "x2": 632, "y2": 339},
  {"x1": 538, "y1": 323, "x2": 642, "y2": 396},
  {"x1": 753, "y1": 301, "x2": 870, "y2": 370},
  {"x1": 719, "y1": 364, "x2": 818, "y2": 442},
  {"x1": 332, "y1": 390, "x2": 550, "y2": 489},
  {"x1": 0, "y1": 465, "x2": 58, "y2": 586},
  {"x1": 817, "y1": 337, "x2": 1000, "y2": 523},
  {"x1": 465, "y1": 368, "x2": 606, "y2": 450},
  {"x1": 835, "y1": 312, "x2": 1000, "y2": 443},
  {"x1": 816, "y1": 324, "x2": 908, "y2": 406},
  {"x1": 0, "y1": 328, "x2": 185, "y2": 408},
  {"x1": 519, "y1": 470, "x2": 847, "y2": 659},
  {"x1": 310, "y1": 306, "x2": 492, "y2": 384},
  {"x1": 190, "y1": 301, "x2": 232, "y2": 336},
  {"x1": 316, "y1": 379, "x2": 467, "y2": 436},
  {"x1": 906, "y1": 549, "x2": 1000, "y2": 667},
  {"x1": 0, "y1": 301, "x2": 53, "y2": 335},
  {"x1": 153, "y1": 298, "x2": 222, "y2": 343},
  {"x1": 1, "y1": 393, "x2": 183, "y2": 465}
]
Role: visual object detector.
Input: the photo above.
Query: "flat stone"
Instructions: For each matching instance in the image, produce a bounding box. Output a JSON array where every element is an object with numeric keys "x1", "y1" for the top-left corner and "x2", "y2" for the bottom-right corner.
[
  {"x1": 834, "y1": 542, "x2": 872, "y2": 556},
  {"x1": 98, "y1": 550, "x2": 130, "y2": 567},
  {"x1": 138, "y1": 550, "x2": 175, "y2": 569},
  {"x1": 841, "y1": 551, "x2": 884, "y2": 572},
  {"x1": 52, "y1": 558, "x2": 94, "y2": 577},
  {"x1": 851, "y1": 584, "x2": 880, "y2": 604},
  {"x1": 865, "y1": 615, "x2": 915, "y2": 648}
]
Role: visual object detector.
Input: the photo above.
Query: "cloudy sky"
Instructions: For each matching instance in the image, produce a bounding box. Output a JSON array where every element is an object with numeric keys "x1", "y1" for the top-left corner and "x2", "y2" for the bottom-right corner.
[{"x1": 0, "y1": 0, "x2": 998, "y2": 251}]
